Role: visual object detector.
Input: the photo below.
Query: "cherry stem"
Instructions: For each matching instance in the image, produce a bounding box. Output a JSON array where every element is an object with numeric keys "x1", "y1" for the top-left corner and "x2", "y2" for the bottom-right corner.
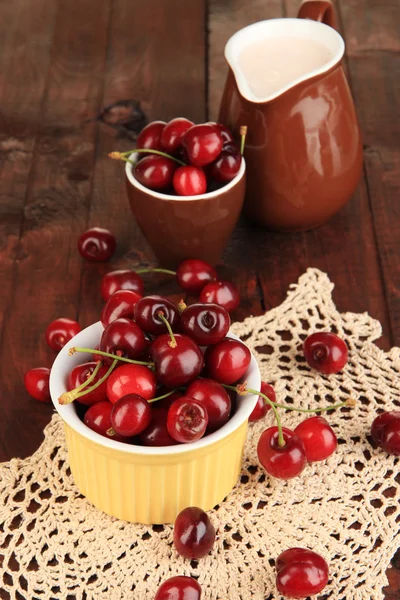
[
  {"x1": 240, "y1": 125, "x2": 247, "y2": 155},
  {"x1": 109, "y1": 149, "x2": 186, "y2": 167},
  {"x1": 58, "y1": 360, "x2": 118, "y2": 405},
  {"x1": 148, "y1": 389, "x2": 177, "y2": 404},
  {"x1": 156, "y1": 312, "x2": 177, "y2": 348},
  {"x1": 58, "y1": 361, "x2": 103, "y2": 405},
  {"x1": 136, "y1": 267, "x2": 176, "y2": 276},
  {"x1": 74, "y1": 359, "x2": 118, "y2": 400},
  {"x1": 69, "y1": 347, "x2": 154, "y2": 366},
  {"x1": 74, "y1": 361, "x2": 103, "y2": 393},
  {"x1": 273, "y1": 398, "x2": 356, "y2": 413}
]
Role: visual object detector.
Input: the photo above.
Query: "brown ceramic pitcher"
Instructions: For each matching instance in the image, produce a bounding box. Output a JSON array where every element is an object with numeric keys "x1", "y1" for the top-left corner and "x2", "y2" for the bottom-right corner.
[{"x1": 218, "y1": 0, "x2": 363, "y2": 231}]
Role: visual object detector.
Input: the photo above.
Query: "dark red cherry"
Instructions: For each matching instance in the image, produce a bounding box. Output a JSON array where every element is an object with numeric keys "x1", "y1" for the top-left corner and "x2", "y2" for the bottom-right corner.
[
  {"x1": 174, "y1": 506, "x2": 216, "y2": 559},
  {"x1": 210, "y1": 144, "x2": 242, "y2": 182},
  {"x1": 134, "y1": 155, "x2": 176, "y2": 191},
  {"x1": 180, "y1": 303, "x2": 230, "y2": 346},
  {"x1": 106, "y1": 363, "x2": 157, "y2": 404},
  {"x1": 167, "y1": 396, "x2": 208, "y2": 443},
  {"x1": 257, "y1": 427, "x2": 307, "y2": 479},
  {"x1": 186, "y1": 378, "x2": 231, "y2": 433},
  {"x1": 24, "y1": 367, "x2": 51, "y2": 403},
  {"x1": 67, "y1": 361, "x2": 109, "y2": 406},
  {"x1": 134, "y1": 295, "x2": 180, "y2": 335},
  {"x1": 173, "y1": 165, "x2": 207, "y2": 196},
  {"x1": 175, "y1": 259, "x2": 217, "y2": 294},
  {"x1": 78, "y1": 227, "x2": 116, "y2": 262},
  {"x1": 45, "y1": 317, "x2": 81, "y2": 351},
  {"x1": 276, "y1": 547, "x2": 329, "y2": 598},
  {"x1": 151, "y1": 334, "x2": 204, "y2": 387},
  {"x1": 136, "y1": 120, "x2": 166, "y2": 152},
  {"x1": 101, "y1": 269, "x2": 144, "y2": 301},
  {"x1": 101, "y1": 289, "x2": 142, "y2": 327},
  {"x1": 154, "y1": 576, "x2": 202, "y2": 600},
  {"x1": 199, "y1": 280, "x2": 240, "y2": 313},
  {"x1": 84, "y1": 401, "x2": 125, "y2": 441},
  {"x1": 371, "y1": 411, "x2": 400, "y2": 456},
  {"x1": 249, "y1": 382, "x2": 276, "y2": 422},
  {"x1": 138, "y1": 407, "x2": 179, "y2": 446},
  {"x1": 294, "y1": 416, "x2": 337, "y2": 462},
  {"x1": 182, "y1": 123, "x2": 223, "y2": 167},
  {"x1": 303, "y1": 332, "x2": 348, "y2": 374},
  {"x1": 205, "y1": 337, "x2": 251, "y2": 384},
  {"x1": 161, "y1": 117, "x2": 194, "y2": 153},
  {"x1": 110, "y1": 394, "x2": 151, "y2": 437},
  {"x1": 214, "y1": 123, "x2": 235, "y2": 146},
  {"x1": 99, "y1": 317, "x2": 147, "y2": 363}
]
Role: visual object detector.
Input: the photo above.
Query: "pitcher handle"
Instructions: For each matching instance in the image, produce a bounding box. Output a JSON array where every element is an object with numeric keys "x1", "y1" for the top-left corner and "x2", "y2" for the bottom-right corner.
[{"x1": 297, "y1": 0, "x2": 338, "y2": 30}]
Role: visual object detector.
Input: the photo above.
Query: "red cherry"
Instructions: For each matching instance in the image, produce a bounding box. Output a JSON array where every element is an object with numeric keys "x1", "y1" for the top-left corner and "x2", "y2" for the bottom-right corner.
[
  {"x1": 167, "y1": 396, "x2": 208, "y2": 443},
  {"x1": 101, "y1": 270, "x2": 144, "y2": 301},
  {"x1": 160, "y1": 117, "x2": 194, "y2": 153},
  {"x1": 77, "y1": 227, "x2": 116, "y2": 262},
  {"x1": 151, "y1": 334, "x2": 204, "y2": 387},
  {"x1": 257, "y1": 427, "x2": 307, "y2": 479},
  {"x1": 180, "y1": 303, "x2": 230, "y2": 346},
  {"x1": 172, "y1": 166, "x2": 207, "y2": 196},
  {"x1": 99, "y1": 318, "x2": 147, "y2": 363},
  {"x1": 303, "y1": 332, "x2": 348, "y2": 374},
  {"x1": 106, "y1": 363, "x2": 157, "y2": 404},
  {"x1": 371, "y1": 411, "x2": 400, "y2": 456},
  {"x1": 154, "y1": 576, "x2": 202, "y2": 600},
  {"x1": 45, "y1": 318, "x2": 81, "y2": 351},
  {"x1": 294, "y1": 416, "x2": 337, "y2": 462},
  {"x1": 276, "y1": 547, "x2": 329, "y2": 598},
  {"x1": 67, "y1": 361, "x2": 109, "y2": 406},
  {"x1": 199, "y1": 280, "x2": 239, "y2": 313},
  {"x1": 249, "y1": 382, "x2": 276, "y2": 422},
  {"x1": 175, "y1": 259, "x2": 217, "y2": 294},
  {"x1": 210, "y1": 144, "x2": 242, "y2": 183},
  {"x1": 138, "y1": 407, "x2": 179, "y2": 446},
  {"x1": 24, "y1": 367, "x2": 51, "y2": 403},
  {"x1": 205, "y1": 337, "x2": 251, "y2": 385},
  {"x1": 182, "y1": 123, "x2": 223, "y2": 167},
  {"x1": 174, "y1": 506, "x2": 216, "y2": 559},
  {"x1": 100, "y1": 290, "x2": 142, "y2": 327},
  {"x1": 110, "y1": 394, "x2": 151, "y2": 437},
  {"x1": 134, "y1": 295, "x2": 180, "y2": 335},
  {"x1": 213, "y1": 123, "x2": 235, "y2": 146},
  {"x1": 84, "y1": 401, "x2": 125, "y2": 441},
  {"x1": 136, "y1": 120, "x2": 166, "y2": 152},
  {"x1": 186, "y1": 378, "x2": 231, "y2": 433},
  {"x1": 134, "y1": 155, "x2": 176, "y2": 191}
]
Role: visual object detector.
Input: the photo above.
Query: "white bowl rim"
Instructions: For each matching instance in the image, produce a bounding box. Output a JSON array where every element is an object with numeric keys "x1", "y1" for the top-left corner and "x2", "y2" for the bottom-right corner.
[{"x1": 49, "y1": 321, "x2": 261, "y2": 456}]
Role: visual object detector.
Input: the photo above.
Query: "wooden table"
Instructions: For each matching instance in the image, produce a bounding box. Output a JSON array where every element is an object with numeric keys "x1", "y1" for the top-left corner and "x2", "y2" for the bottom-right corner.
[{"x1": 0, "y1": 0, "x2": 399, "y2": 597}]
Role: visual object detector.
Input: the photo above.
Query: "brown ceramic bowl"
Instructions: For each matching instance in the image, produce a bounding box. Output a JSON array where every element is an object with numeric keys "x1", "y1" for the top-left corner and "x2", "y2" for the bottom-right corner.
[{"x1": 125, "y1": 154, "x2": 246, "y2": 269}]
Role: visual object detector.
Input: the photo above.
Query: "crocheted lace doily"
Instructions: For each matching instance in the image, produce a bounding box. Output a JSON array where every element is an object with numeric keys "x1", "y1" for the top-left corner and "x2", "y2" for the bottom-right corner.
[{"x1": 1, "y1": 269, "x2": 399, "y2": 600}]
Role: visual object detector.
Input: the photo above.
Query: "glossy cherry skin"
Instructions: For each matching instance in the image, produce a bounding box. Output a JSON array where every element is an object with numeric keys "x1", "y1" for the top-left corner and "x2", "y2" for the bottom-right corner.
[
  {"x1": 210, "y1": 144, "x2": 242, "y2": 183},
  {"x1": 182, "y1": 123, "x2": 223, "y2": 167},
  {"x1": 371, "y1": 411, "x2": 400, "y2": 456},
  {"x1": 67, "y1": 361, "x2": 109, "y2": 406},
  {"x1": 24, "y1": 367, "x2": 51, "y2": 403},
  {"x1": 161, "y1": 117, "x2": 194, "y2": 153},
  {"x1": 84, "y1": 401, "x2": 125, "y2": 441},
  {"x1": 257, "y1": 427, "x2": 307, "y2": 479},
  {"x1": 138, "y1": 407, "x2": 179, "y2": 446},
  {"x1": 276, "y1": 547, "x2": 329, "y2": 598},
  {"x1": 174, "y1": 506, "x2": 216, "y2": 559},
  {"x1": 186, "y1": 378, "x2": 231, "y2": 433},
  {"x1": 154, "y1": 576, "x2": 202, "y2": 600},
  {"x1": 151, "y1": 334, "x2": 204, "y2": 387},
  {"x1": 110, "y1": 394, "x2": 151, "y2": 437},
  {"x1": 173, "y1": 165, "x2": 207, "y2": 196},
  {"x1": 175, "y1": 259, "x2": 217, "y2": 294},
  {"x1": 167, "y1": 396, "x2": 208, "y2": 443},
  {"x1": 199, "y1": 280, "x2": 239, "y2": 313},
  {"x1": 249, "y1": 382, "x2": 276, "y2": 422},
  {"x1": 134, "y1": 155, "x2": 176, "y2": 191},
  {"x1": 294, "y1": 416, "x2": 337, "y2": 462},
  {"x1": 214, "y1": 123, "x2": 235, "y2": 146},
  {"x1": 101, "y1": 290, "x2": 142, "y2": 327},
  {"x1": 136, "y1": 120, "x2": 166, "y2": 152},
  {"x1": 134, "y1": 295, "x2": 180, "y2": 335},
  {"x1": 205, "y1": 337, "x2": 251, "y2": 385},
  {"x1": 99, "y1": 318, "x2": 147, "y2": 363},
  {"x1": 45, "y1": 318, "x2": 81, "y2": 351},
  {"x1": 180, "y1": 303, "x2": 230, "y2": 346},
  {"x1": 303, "y1": 332, "x2": 348, "y2": 374},
  {"x1": 77, "y1": 227, "x2": 116, "y2": 262},
  {"x1": 101, "y1": 269, "x2": 144, "y2": 301},
  {"x1": 106, "y1": 363, "x2": 157, "y2": 404}
]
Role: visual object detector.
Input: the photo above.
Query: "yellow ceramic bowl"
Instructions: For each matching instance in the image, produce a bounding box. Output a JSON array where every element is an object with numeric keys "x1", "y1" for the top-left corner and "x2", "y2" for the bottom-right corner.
[{"x1": 50, "y1": 322, "x2": 261, "y2": 524}]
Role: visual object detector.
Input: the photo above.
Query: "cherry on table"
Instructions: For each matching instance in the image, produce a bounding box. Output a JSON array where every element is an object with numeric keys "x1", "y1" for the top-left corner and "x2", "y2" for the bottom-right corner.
[
  {"x1": 67, "y1": 361, "x2": 109, "y2": 406},
  {"x1": 99, "y1": 317, "x2": 147, "y2": 363},
  {"x1": 175, "y1": 258, "x2": 217, "y2": 294},
  {"x1": 134, "y1": 155, "x2": 176, "y2": 191},
  {"x1": 167, "y1": 396, "x2": 208, "y2": 443},
  {"x1": 78, "y1": 227, "x2": 116, "y2": 262},
  {"x1": 154, "y1": 576, "x2": 202, "y2": 600},
  {"x1": 160, "y1": 117, "x2": 194, "y2": 153},
  {"x1": 136, "y1": 120, "x2": 166, "y2": 152},
  {"x1": 371, "y1": 410, "x2": 400, "y2": 456},
  {"x1": 186, "y1": 378, "x2": 231, "y2": 433},
  {"x1": 101, "y1": 269, "x2": 144, "y2": 301},
  {"x1": 134, "y1": 295, "x2": 180, "y2": 335},
  {"x1": 294, "y1": 416, "x2": 337, "y2": 462},
  {"x1": 45, "y1": 317, "x2": 81, "y2": 351},
  {"x1": 151, "y1": 333, "x2": 204, "y2": 387},
  {"x1": 84, "y1": 401, "x2": 125, "y2": 441},
  {"x1": 249, "y1": 382, "x2": 276, "y2": 422},
  {"x1": 24, "y1": 367, "x2": 51, "y2": 403},
  {"x1": 174, "y1": 506, "x2": 216, "y2": 559},
  {"x1": 180, "y1": 302, "x2": 230, "y2": 346},
  {"x1": 106, "y1": 363, "x2": 157, "y2": 404},
  {"x1": 110, "y1": 393, "x2": 152, "y2": 437},
  {"x1": 257, "y1": 426, "x2": 307, "y2": 479},
  {"x1": 205, "y1": 337, "x2": 251, "y2": 385},
  {"x1": 210, "y1": 144, "x2": 242, "y2": 182},
  {"x1": 173, "y1": 165, "x2": 207, "y2": 196},
  {"x1": 182, "y1": 123, "x2": 223, "y2": 167},
  {"x1": 303, "y1": 331, "x2": 348, "y2": 374},
  {"x1": 276, "y1": 547, "x2": 329, "y2": 598},
  {"x1": 101, "y1": 289, "x2": 142, "y2": 327},
  {"x1": 138, "y1": 407, "x2": 179, "y2": 446},
  {"x1": 199, "y1": 280, "x2": 240, "y2": 313}
]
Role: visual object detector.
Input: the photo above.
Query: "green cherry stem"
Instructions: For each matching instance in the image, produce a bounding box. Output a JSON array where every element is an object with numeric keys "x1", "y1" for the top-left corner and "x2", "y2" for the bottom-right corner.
[
  {"x1": 136, "y1": 267, "x2": 176, "y2": 276},
  {"x1": 240, "y1": 125, "x2": 248, "y2": 155},
  {"x1": 69, "y1": 347, "x2": 153, "y2": 367},
  {"x1": 59, "y1": 359, "x2": 119, "y2": 405},
  {"x1": 73, "y1": 360, "x2": 103, "y2": 394},
  {"x1": 273, "y1": 398, "x2": 356, "y2": 413},
  {"x1": 157, "y1": 312, "x2": 177, "y2": 348},
  {"x1": 109, "y1": 149, "x2": 186, "y2": 167},
  {"x1": 148, "y1": 389, "x2": 178, "y2": 404}
]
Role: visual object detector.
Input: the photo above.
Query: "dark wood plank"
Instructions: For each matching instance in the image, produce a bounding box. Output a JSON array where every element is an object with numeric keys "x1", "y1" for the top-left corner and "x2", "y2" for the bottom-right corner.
[{"x1": 0, "y1": 0, "x2": 112, "y2": 462}]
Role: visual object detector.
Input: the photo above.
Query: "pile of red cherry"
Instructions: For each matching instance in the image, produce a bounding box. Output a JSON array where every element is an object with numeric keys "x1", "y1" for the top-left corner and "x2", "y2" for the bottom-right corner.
[{"x1": 110, "y1": 118, "x2": 244, "y2": 196}]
